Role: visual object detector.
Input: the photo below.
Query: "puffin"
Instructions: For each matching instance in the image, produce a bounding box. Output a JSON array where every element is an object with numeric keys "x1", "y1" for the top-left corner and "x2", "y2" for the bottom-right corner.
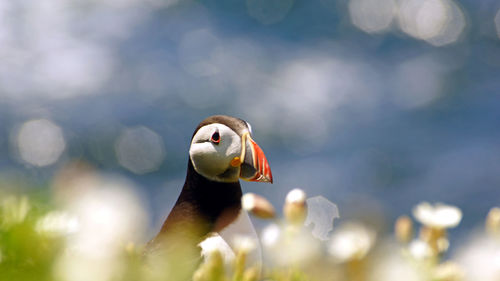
[{"x1": 146, "y1": 115, "x2": 272, "y2": 274}]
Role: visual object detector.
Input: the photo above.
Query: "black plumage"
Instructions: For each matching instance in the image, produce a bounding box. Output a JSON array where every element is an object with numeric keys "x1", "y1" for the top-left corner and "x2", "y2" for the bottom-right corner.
[{"x1": 150, "y1": 159, "x2": 243, "y2": 245}]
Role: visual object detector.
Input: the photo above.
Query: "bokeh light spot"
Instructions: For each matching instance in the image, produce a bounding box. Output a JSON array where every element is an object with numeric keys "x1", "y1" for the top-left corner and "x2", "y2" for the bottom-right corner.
[
  {"x1": 115, "y1": 126, "x2": 165, "y2": 174},
  {"x1": 398, "y1": 0, "x2": 466, "y2": 46},
  {"x1": 392, "y1": 56, "x2": 445, "y2": 108},
  {"x1": 349, "y1": 0, "x2": 396, "y2": 33},
  {"x1": 15, "y1": 119, "x2": 66, "y2": 167},
  {"x1": 54, "y1": 176, "x2": 147, "y2": 281},
  {"x1": 178, "y1": 28, "x2": 220, "y2": 77},
  {"x1": 33, "y1": 44, "x2": 114, "y2": 99},
  {"x1": 416, "y1": 0, "x2": 449, "y2": 40}
]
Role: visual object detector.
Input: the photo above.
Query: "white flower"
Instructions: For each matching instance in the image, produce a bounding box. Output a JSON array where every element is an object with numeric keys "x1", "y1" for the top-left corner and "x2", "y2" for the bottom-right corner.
[
  {"x1": 455, "y1": 234, "x2": 500, "y2": 281},
  {"x1": 395, "y1": 215, "x2": 413, "y2": 243},
  {"x1": 261, "y1": 223, "x2": 320, "y2": 266},
  {"x1": 199, "y1": 234, "x2": 235, "y2": 263},
  {"x1": 69, "y1": 178, "x2": 147, "y2": 257},
  {"x1": 486, "y1": 207, "x2": 500, "y2": 235},
  {"x1": 433, "y1": 261, "x2": 465, "y2": 281},
  {"x1": 369, "y1": 244, "x2": 424, "y2": 281},
  {"x1": 413, "y1": 202, "x2": 462, "y2": 229},
  {"x1": 283, "y1": 188, "x2": 307, "y2": 224},
  {"x1": 285, "y1": 188, "x2": 307, "y2": 204},
  {"x1": 242, "y1": 193, "x2": 275, "y2": 219},
  {"x1": 407, "y1": 239, "x2": 434, "y2": 260},
  {"x1": 261, "y1": 223, "x2": 281, "y2": 247},
  {"x1": 54, "y1": 173, "x2": 148, "y2": 281},
  {"x1": 328, "y1": 222, "x2": 376, "y2": 262},
  {"x1": 35, "y1": 211, "x2": 80, "y2": 236},
  {"x1": 232, "y1": 235, "x2": 257, "y2": 253}
]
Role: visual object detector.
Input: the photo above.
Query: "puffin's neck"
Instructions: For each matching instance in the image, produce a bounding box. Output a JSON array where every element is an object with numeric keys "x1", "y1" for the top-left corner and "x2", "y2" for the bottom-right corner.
[{"x1": 159, "y1": 159, "x2": 243, "y2": 239}]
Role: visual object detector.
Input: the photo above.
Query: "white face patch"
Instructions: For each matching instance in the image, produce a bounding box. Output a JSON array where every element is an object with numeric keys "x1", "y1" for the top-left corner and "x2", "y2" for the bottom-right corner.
[{"x1": 189, "y1": 123, "x2": 244, "y2": 182}]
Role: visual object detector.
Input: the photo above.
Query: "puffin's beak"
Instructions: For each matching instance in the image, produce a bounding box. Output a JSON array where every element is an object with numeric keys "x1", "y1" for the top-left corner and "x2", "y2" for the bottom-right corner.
[{"x1": 236, "y1": 133, "x2": 273, "y2": 183}]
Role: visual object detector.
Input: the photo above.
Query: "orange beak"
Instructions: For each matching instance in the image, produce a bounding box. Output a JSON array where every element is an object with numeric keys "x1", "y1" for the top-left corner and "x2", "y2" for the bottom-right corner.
[{"x1": 236, "y1": 133, "x2": 273, "y2": 183}]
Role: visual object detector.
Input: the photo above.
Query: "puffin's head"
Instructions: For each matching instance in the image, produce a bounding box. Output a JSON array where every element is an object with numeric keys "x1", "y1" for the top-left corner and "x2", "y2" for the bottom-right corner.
[{"x1": 189, "y1": 115, "x2": 273, "y2": 183}]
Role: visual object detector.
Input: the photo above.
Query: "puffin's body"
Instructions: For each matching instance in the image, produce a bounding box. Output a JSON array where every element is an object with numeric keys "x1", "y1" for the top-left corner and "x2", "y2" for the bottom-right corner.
[
  {"x1": 158, "y1": 159, "x2": 242, "y2": 237},
  {"x1": 146, "y1": 115, "x2": 272, "y2": 273}
]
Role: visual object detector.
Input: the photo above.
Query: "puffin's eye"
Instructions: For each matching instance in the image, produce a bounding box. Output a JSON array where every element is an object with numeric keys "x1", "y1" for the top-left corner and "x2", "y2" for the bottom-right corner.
[{"x1": 210, "y1": 131, "x2": 220, "y2": 144}]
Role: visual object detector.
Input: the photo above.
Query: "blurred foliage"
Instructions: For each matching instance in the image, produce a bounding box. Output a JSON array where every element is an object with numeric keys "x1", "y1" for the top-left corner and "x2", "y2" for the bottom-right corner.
[
  {"x1": 0, "y1": 188, "x2": 499, "y2": 281},
  {"x1": 0, "y1": 195, "x2": 63, "y2": 281}
]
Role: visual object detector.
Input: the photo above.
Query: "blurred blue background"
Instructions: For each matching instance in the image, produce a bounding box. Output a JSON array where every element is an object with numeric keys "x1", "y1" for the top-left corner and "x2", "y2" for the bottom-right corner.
[{"x1": 0, "y1": 0, "x2": 499, "y2": 241}]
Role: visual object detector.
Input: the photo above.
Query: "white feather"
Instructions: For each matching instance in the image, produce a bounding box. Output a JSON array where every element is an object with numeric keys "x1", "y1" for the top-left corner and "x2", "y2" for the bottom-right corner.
[
  {"x1": 199, "y1": 210, "x2": 262, "y2": 266},
  {"x1": 199, "y1": 234, "x2": 235, "y2": 263}
]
